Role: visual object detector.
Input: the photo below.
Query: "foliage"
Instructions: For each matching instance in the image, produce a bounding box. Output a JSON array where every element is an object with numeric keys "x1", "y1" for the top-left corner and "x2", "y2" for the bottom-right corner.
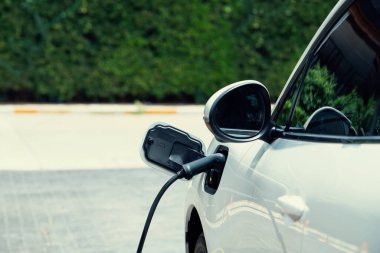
[
  {"x1": 0, "y1": 0, "x2": 336, "y2": 103},
  {"x1": 291, "y1": 63, "x2": 336, "y2": 126},
  {"x1": 289, "y1": 63, "x2": 377, "y2": 133}
]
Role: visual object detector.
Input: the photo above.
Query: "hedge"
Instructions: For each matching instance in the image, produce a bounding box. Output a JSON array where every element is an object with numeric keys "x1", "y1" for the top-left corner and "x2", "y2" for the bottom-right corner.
[{"x1": 0, "y1": 0, "x2": 336, "y2": 103}]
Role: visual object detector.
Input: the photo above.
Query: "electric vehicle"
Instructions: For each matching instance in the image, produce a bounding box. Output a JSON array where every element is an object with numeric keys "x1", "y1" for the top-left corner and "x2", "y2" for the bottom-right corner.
[{"x1": 141, "y1": 0, "x2": 380, "y2": 252}]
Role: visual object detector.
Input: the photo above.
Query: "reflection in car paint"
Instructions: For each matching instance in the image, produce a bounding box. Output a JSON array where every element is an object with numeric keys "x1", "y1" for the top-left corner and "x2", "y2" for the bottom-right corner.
[
  {"x1": 207, "y1": 197, "x2": 360, "y2": 253},
  {"x1": 211, "y1": 248, "x2": 225, "y2": 253}
]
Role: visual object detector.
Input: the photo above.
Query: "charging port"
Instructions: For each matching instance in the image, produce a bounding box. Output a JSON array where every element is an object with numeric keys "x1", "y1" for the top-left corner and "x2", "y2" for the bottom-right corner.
[{"x1": 204, "y1": 145, "x2": 228, "y2": 194}]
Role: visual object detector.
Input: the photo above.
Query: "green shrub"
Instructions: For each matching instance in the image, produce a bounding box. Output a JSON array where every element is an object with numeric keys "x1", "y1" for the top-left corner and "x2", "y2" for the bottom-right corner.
[
  {"x1": 0, "y1": 0, "x2": 336, "y2": 103},
  {"x1": 290, "y1": 63, "x2": 377, "y2": 132}
]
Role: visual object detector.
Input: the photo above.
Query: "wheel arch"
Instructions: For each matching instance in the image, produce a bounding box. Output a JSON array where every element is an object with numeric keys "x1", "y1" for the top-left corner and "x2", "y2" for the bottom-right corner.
[{"x1": 186, "y1": 206, "x2": 205, "y2": 253}]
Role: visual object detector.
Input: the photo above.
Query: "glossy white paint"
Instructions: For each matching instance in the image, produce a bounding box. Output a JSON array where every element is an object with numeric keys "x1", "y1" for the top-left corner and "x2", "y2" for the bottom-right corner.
[{"x1": 188, "y1": 137, "x2": 380, "y2": 252}]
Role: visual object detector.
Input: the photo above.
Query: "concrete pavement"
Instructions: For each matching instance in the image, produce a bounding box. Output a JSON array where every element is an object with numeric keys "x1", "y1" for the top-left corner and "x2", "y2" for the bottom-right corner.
[
  {"x1": 0, "y1": 106, "x2": 213, "y2": 252},
  {"x1": 0, "y1": 106, "x2": 213, "y2": 171},
  {"x1": 0, "y1": 168, "x2": 188, "y2": 253}
]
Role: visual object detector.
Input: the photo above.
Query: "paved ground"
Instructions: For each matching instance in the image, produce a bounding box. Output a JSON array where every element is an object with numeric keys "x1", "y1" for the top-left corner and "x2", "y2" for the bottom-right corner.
[
  {"x1": 0, "y1": 113, "x2": 212, "y2": 170},
  {"x1": 0, "y1": 110, "x2": 213, "y2": 252},
  {"x1": 0, "y1": 169, "x2": 188, "y2": 253}
]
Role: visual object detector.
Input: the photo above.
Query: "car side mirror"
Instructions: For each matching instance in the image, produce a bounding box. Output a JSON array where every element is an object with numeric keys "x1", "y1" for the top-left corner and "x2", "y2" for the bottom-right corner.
[
  {"x1": 140, "y1": 124, "x2": 205, "y2": 175},
  {"x1": 203, "y1": 80, "x2": 271, "y2": 142}
]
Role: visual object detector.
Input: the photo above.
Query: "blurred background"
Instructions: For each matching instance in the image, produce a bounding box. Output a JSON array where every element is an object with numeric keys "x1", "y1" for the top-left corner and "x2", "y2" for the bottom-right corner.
[
  {"x1": 0, "y1": 0, "x2": 336, "y2": 104},
  {"x1": 0, "y1": 1, "x2": 337, "y2": 252}
]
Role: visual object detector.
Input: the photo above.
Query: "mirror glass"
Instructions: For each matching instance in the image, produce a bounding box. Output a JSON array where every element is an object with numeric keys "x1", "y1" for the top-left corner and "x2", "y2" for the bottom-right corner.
[{"x1": 212, "y1": 84, "x2": 269, "y2": 139}]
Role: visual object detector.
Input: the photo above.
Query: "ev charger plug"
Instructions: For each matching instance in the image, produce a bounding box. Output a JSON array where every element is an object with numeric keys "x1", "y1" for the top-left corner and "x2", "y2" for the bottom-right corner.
[{"x1": 136, "y1": 153, "x2": 226, "y2": 253}]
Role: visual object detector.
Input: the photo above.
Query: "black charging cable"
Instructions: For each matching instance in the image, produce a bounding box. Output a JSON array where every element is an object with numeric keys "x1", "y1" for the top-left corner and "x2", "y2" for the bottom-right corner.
[
  {"x1": 136, "y1": 153, "x2": 226, "y2": 253},
  {"x1": 136, "y1": 172, "x2": 181, "y2": 253}
]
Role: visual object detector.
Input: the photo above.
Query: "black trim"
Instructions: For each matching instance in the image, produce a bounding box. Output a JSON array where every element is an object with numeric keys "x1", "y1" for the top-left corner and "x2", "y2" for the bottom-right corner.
[
  {"x1": 282, "y1": 132, "x2": 380, "y2": 144},
  {"x1": 285, "y1": 54, "x2": 314, "y2": 130}
]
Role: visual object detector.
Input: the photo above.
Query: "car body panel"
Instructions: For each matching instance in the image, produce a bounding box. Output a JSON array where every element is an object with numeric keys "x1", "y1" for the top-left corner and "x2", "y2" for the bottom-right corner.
[
  {"x1": 186, "y1": 136, "x2": 380, "y2": 252},
  {"x1": 254, "y1": 138, "x2": 380, "y2": 253}
]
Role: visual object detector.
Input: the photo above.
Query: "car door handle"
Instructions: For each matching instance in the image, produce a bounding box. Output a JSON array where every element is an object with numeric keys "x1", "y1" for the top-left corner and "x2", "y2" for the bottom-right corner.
[{"x1": 276, "y1": 195, "x2": 308, "y2": 222}]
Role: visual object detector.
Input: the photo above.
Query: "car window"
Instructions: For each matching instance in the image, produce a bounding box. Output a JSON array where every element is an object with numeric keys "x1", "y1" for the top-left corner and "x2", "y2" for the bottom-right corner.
[
  {"x1": 276, "y1": 71, "x2": 304, "y2": 127},
  {"x1": 278, "y1": 0, "x2": 380, "y2": 136}
]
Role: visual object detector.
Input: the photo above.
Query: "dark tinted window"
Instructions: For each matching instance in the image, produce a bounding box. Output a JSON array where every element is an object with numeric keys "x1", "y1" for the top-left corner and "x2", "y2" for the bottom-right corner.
[{"x1": 280, "y1": 0, "x2": 380, "y2": 136}]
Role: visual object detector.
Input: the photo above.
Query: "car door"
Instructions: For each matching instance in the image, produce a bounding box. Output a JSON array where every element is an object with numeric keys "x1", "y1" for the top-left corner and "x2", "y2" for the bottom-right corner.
[
  {"x1": 249, "y1": 1, "x2": 380, "y2": 252},
  {"x1": 201, "y1": 1, "x2": 380, "y2": 252},
  {"x1": 202, "y1": 139, "x2": 304, "y2": 253}
]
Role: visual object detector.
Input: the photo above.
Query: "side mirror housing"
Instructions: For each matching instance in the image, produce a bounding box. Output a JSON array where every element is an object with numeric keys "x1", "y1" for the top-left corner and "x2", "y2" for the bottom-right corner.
[
  {"x1": 140, "y1": 124, "x2": 205, "y2": 175},
  {"x1": 204, "y1": 80, "x2": 271, "y2": 142}
]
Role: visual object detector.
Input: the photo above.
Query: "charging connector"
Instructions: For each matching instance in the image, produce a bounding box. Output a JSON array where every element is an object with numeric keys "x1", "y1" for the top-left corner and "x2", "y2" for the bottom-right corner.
[
  {"x1": 179, "y1": 153, "x2": 226, "y2": 180},
  {"x1": 136, "y1": 153, "x2": 226, "y2": 253}
]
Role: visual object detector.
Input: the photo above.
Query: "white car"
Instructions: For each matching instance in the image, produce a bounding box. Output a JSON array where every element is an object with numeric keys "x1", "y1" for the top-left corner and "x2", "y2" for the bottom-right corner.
[{"x1": 141, "y1": 0, "x2": 380, "y2": 252}]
